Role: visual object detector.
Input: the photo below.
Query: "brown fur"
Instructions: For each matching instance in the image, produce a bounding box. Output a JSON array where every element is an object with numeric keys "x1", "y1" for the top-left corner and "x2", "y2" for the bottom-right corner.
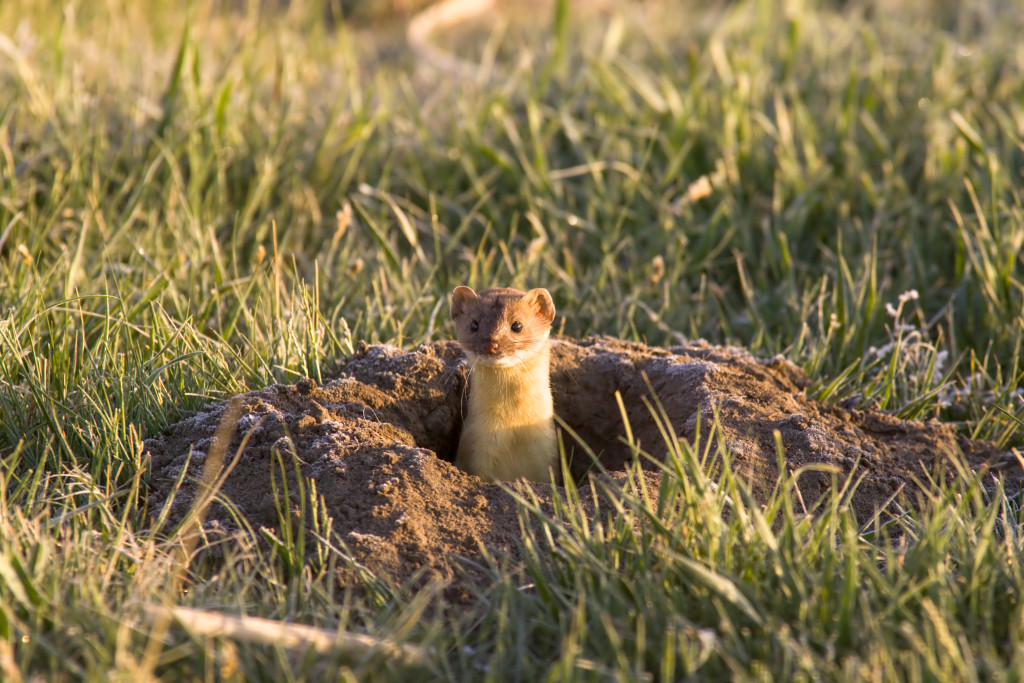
[{"x1": 450, "y1": 286, "x2": 557, "y2": 482}]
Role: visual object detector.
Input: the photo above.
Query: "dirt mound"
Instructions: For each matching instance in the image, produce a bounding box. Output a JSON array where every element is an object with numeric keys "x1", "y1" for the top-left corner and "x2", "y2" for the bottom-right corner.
[{"x1": 145, "y1": 339, "x2": 1018, "y2": 589}]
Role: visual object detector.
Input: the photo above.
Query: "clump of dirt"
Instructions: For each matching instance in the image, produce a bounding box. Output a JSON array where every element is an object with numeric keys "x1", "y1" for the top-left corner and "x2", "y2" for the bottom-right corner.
[{"x1": 145, "y1": 338, "x2": 1019, "y2": 589}]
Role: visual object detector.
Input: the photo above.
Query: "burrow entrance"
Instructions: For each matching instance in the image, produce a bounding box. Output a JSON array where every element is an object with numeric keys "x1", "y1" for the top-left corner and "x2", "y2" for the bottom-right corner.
[{"x1": 145, "y1": 338, "x2": 1016, "y2": 589}]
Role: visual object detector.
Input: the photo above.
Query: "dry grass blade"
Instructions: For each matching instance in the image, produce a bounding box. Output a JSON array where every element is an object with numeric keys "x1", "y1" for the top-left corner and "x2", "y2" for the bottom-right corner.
[
  {"x1": 147, "y1": 605, "x2": 432, "y2": 669},
  {"x1": 407, "y1": 0, "x2": 497, "y2": 79}
]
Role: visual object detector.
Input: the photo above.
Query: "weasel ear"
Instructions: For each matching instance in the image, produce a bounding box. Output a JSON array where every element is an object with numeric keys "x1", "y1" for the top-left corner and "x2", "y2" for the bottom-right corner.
[
  {"x1": 451, "y1": 286, "x2": 478, "y2": 320},
  {"x1": 525, "y1": 288, "x2": 556, "y2": 325}
]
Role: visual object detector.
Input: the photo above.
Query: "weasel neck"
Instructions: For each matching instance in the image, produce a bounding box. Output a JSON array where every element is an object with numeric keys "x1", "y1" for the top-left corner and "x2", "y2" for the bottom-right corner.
[{"x1": 467, "y1": 343, "x2": 552, "y2": 420}]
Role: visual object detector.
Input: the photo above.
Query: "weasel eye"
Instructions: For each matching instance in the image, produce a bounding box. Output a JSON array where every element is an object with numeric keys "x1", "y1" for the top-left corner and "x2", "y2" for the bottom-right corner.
[
  {"x1": 511, "y1": 321, "x2": 523, "y2": 333},
  {"x1": 470, "y1": 320, "x2": 479, "y2": 332}
]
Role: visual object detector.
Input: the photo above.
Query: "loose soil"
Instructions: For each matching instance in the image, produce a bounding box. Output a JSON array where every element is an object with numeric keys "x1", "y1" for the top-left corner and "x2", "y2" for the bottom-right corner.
[{"x1": 145, "y1": 338, "x2": 1020, "y2": 591}]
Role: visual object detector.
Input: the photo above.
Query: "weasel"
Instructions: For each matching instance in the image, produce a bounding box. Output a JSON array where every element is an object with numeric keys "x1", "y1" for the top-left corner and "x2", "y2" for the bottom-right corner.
[{"x1": 450, "y1": 286, "x2": 557, "y2": 483}]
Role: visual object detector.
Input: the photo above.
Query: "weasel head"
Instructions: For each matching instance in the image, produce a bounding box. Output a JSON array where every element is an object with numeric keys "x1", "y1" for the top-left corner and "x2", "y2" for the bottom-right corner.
[{"x1": 450, "y1": 286, "x2": 555, "y2": 368}]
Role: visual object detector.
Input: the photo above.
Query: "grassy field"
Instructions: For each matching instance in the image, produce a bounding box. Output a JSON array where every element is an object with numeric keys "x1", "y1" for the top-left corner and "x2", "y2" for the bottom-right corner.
[{"x1": 1, "y1": 0, "x2": 1023, "y2": 678}]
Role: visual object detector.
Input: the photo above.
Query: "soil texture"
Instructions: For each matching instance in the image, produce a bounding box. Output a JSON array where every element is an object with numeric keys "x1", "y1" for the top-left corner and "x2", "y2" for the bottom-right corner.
[{"x1": 146, "y1": 338, "x2": 1020, "y2": 590}]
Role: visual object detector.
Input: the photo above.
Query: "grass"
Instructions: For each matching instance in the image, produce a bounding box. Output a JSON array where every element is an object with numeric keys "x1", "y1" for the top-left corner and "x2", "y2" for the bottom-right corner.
[{"x1": 1, "y1": 0, "x2": 1023, "y2": 678}]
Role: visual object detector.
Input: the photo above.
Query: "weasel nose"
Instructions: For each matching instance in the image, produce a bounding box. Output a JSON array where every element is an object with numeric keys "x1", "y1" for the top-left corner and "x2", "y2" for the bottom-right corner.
[{"x1": 484, "y1": 341, "x2": 499, "y2": 355}]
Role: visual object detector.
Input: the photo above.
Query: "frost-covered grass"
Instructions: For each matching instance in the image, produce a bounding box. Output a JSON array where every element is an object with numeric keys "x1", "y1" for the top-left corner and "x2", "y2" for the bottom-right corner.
[{"x1": 1, "y1": 0, "x2": 1022, "y2": 678}]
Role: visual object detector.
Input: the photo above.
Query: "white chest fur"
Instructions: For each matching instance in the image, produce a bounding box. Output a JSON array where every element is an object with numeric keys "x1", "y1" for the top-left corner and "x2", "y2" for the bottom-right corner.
[{"x1": 455, "y1": 344, "x2": 556, "y2": 483}]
